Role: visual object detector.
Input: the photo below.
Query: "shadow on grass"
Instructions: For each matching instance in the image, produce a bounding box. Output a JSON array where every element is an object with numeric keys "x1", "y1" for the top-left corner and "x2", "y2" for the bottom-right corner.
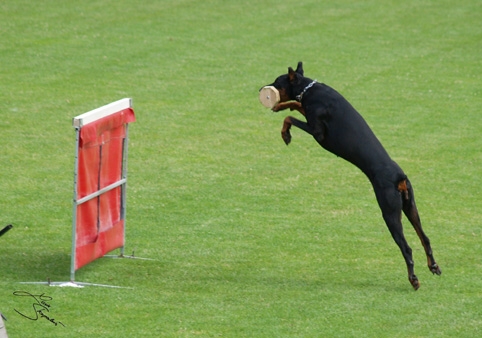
[
  {"x1": 157, "y1": 262, "x2": 414, "y2": 295},
  {"x1": 3, "y1": 251, "x2": 71, "y2": 283},
  {"x1": 253, "y1": 274, "x2": 413, "y2": 294}
]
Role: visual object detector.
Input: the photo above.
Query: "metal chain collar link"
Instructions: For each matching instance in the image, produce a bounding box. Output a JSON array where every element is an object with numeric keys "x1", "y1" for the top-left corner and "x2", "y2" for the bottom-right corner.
[{"x1": 296, "y1": 79, "x2": 317, "y2": 102}]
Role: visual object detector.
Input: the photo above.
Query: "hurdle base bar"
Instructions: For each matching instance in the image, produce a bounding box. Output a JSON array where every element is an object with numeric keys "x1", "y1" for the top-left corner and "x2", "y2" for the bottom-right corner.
[
  {"x1": 103, "y1": 255, "x2": 158, "y2": 261},
  {"x1": 103, "y1": 249, "x2": 158, "y2": 261},
  {"x1": 18, "y1": 280, "x2": 131, "y2": 289}
]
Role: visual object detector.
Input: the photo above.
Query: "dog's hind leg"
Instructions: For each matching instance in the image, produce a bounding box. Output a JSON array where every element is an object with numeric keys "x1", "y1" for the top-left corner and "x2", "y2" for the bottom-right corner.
[
  {"x1": 384, "y1": 213, "x2": 420, "y2": 289},
  {"x1": 401, "y1": 179, "x2": 441, "y2": 276},
  {"x1": 374, "y1": 185, "x2": 420, "y2": 289}
]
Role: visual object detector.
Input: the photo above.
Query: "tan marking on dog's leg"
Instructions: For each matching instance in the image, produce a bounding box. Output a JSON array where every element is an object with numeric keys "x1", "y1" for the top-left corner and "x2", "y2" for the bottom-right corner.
[{"x1": 398, "y1": 179, "x2": 409, "y2": 200}]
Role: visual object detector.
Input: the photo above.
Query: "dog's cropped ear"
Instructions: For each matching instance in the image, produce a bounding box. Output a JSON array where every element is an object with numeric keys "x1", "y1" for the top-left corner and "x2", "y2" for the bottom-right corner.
[
  {"x1": 295, "y1": 61, "x2": 304, "y2": 76},
  {"x1": 288, "y1": 67, "x2": 297, "y2": 82}
]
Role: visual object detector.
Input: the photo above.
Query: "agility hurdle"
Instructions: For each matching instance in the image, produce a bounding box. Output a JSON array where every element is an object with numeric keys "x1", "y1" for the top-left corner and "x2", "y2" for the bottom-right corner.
[
  {"x1": 20, "y1": 98, "x2": 136, "y2": 288},
  {"x1": 69, "y1": 98, "x2": 136, "y2": 285}
]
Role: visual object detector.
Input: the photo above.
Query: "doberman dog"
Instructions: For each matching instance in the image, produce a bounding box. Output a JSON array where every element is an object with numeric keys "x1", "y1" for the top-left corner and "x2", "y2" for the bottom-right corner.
[{"x1": 262, "y1": 62, "x2": 441, "y2": 290}]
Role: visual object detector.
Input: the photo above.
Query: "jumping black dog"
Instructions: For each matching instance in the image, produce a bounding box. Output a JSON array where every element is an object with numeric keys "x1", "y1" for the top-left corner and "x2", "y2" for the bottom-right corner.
[{"x1": 262, "y1": 62, "x2": 441, "y2": 290}]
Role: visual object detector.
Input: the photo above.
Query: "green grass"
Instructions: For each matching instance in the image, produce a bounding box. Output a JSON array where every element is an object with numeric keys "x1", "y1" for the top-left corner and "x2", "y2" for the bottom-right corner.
[{"x1": 1, "y1": 0, "x2": 481, "y2": 336}]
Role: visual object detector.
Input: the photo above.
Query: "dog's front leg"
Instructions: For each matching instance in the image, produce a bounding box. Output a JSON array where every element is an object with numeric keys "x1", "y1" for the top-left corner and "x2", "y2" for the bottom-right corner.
[
  {"x1": 281, "y1": 116, "x2": 313, "y2": 145},
  {"x1": 281, "y1": 116, "x2": 293, "y2": 145},
  {"x1": 273, "y1": 101, "x2": 305, "y2": 116}
]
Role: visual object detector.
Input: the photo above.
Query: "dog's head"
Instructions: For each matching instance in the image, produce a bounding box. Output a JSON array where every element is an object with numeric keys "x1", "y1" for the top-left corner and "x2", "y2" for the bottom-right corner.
[{"x1": 262, "y1": 61, "x2": 305, "y2": 102}]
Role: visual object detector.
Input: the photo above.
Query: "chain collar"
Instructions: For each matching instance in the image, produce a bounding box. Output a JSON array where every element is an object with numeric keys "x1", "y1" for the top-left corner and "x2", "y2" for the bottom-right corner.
[{"x1": 296, "y1": 79, "x2": 317, "y2": 102}]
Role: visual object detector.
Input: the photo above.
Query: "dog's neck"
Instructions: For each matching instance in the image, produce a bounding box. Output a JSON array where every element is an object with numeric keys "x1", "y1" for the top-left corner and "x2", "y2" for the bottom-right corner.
[{"x1": 296, "y1": 79, "x2": 317, "y2": 102}]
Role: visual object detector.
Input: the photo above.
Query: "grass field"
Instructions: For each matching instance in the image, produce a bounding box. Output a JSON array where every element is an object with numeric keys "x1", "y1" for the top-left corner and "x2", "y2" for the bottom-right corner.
[{"x1": 1, "y1": 0, "x2": 481, "y2": 336}]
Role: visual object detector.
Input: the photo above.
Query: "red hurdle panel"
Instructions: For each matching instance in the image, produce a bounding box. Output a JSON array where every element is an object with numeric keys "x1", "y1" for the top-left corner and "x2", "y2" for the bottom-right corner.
[{"x1": 71, "y1": 99, "x2": 135, "y2": 280}]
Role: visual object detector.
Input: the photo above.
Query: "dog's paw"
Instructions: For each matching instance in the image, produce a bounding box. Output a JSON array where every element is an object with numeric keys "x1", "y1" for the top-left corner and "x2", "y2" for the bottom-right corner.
[
  {"x1": 281, "y1": 131, "x2": 291, "y2": 145},
  {"x1": 409, "y1": 274, "x2": 420, "y2": 290},
  {"x1": 429, "y1": 263, "x2": 442, "y2": 276}
]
